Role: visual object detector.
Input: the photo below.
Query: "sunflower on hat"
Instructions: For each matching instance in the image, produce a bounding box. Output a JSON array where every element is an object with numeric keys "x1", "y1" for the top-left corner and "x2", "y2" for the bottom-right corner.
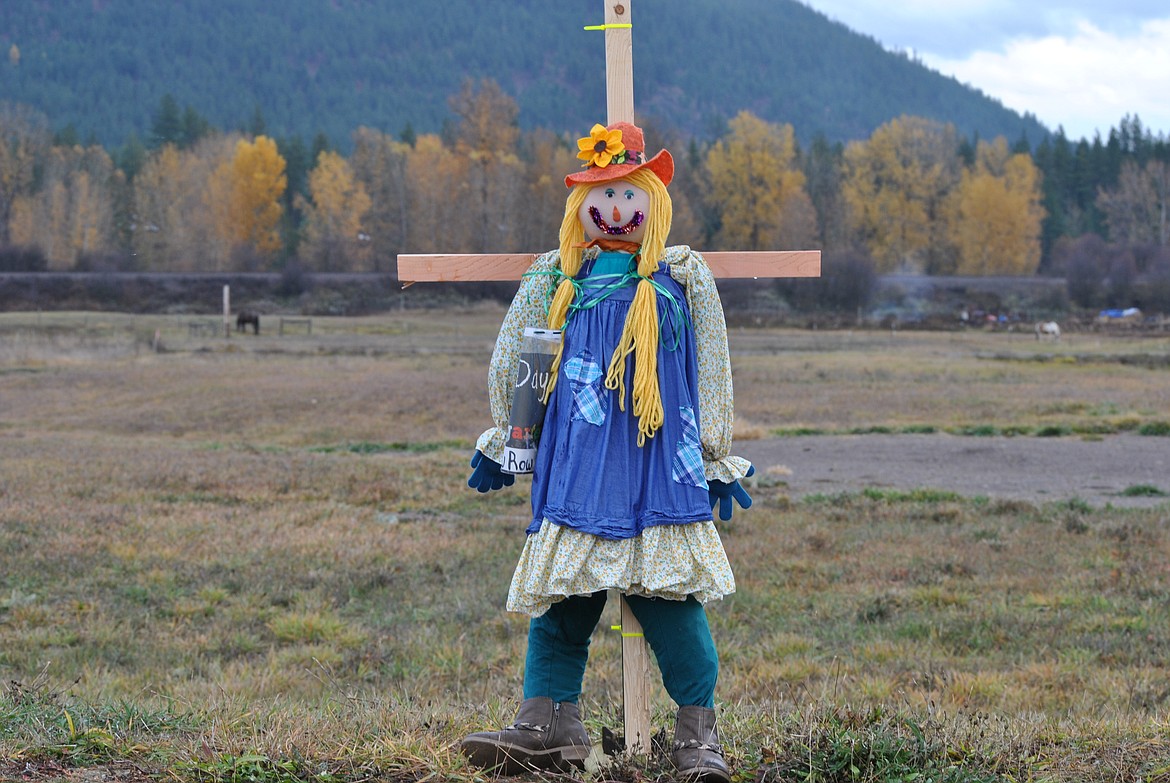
[
  {"x1": 577, "y1": 124, "x2": 627, "y2": 168},
  {"x1": 566, "y1": 121, "x2": 674, "y2": 188}
]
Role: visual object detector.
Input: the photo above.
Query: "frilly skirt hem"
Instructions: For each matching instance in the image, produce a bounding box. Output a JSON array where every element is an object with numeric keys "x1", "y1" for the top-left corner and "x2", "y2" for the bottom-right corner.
[{"x1": 506, "y1": 519, "x2": 736, "y2": 617}]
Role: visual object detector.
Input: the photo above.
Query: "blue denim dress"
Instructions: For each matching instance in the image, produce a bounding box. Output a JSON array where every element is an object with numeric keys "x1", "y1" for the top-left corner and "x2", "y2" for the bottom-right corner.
[{"x1": 528, "y1": 251, "x2": 711, "y2": 540}]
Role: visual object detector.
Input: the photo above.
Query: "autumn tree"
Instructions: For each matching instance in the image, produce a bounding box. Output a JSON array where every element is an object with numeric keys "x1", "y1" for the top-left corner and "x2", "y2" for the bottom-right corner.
[
  {"x1": 9, "y1": 144, "x2": 122, "y2": 269},
  {"x1": 705, "y1": 110, "x2": 817, "y2": 250},
  {"x1": 448, "y1": 78, "x2": 525, "y2": 252},
  {"x1": 514, "y1": 128, "x2": 582, "y2": 245},
  {"x1": 207, "y1": 135, "x2": 286, "y2": 264},
  {"x1": 0, "y1": 102, "x2": 50, "y2": 245},
  {"x1": 403, "y1": 134, "x2": 474, "y2": 253},
  {"x1": 1098, "y1": 159, "x2": 1170, "y2": 248},
  {"x1": 947, "y1": 138, "x2": 1046, "y2": 275},
  {"x1": 298, "y1": 150, "x2": 372, "y2": 272},
  {"x1": 350, "y1": 126, "x2": 411, "y2": 271},
  {"x1": 449, "y1": 78, "x2": 518, "y2": 158},
  {"x1": 843, "y1": 115, "x2": 961, "y2": 273},
  {"x1": 133, "y1": 144, "x2": 200, "y2": 271},
  {"x1": 637, "y1": 119, "x2": 703, "y2": 246},
  {"x1": 133, "y1": 136, "x2": 235, "y2": 271}
]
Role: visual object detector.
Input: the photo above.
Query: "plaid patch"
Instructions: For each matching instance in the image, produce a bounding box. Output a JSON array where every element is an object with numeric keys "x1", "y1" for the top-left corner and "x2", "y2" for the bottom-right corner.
[
  {"x1": 672, "y1": 405, "x2": 707, "y2": 488},
  {"x1": 565, "y1": 351, "x2": 606, "y2": 426}
]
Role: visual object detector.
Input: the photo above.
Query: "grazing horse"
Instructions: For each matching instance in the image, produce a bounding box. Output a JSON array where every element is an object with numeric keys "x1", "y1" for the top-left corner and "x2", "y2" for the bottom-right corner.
[
  {"x1": 1034, "y1": 321, "x2": 1060, "y2": 341},
  {"x1": 236, "y1": 311, "x2": 260, "y2": 335}
]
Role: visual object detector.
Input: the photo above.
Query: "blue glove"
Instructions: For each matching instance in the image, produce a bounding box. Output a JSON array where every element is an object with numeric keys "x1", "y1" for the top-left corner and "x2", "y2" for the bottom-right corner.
[
  {"x1": 468, "y1": 450, "x2": 515, "y2": 493},
  {"x1": 708, "y1": 466, "x2": 755, "y2": 521}
]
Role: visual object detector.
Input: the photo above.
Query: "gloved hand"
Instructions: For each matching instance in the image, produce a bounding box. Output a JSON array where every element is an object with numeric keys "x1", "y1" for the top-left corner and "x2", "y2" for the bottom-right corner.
[
  {"x1": 468, "y1": 450, "x2": 515, "y2": 493},
  {"x1": 708, "y1": 465, "x2": 755, "y2": 521}
]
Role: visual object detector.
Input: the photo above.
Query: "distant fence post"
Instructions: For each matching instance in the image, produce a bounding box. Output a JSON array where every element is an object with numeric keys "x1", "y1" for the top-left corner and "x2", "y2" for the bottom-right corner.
[{"x1": 223, "y1": 285, "x2": 231, "y2": 339}]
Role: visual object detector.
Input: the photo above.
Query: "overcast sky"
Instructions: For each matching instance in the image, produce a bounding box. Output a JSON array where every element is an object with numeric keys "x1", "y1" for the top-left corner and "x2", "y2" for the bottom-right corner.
[{"x1": 801, "y1": 1, "x2": 1170, "y2": 141}]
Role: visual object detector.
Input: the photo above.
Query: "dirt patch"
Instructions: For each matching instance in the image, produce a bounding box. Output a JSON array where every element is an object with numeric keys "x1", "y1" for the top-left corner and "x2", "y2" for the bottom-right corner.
[
  {"x1": 0, "y1": 759, "x2": 155, "y2": 782},
  {"x1": 739, "y1": 433, "x2": 1170, "y2": 508}
]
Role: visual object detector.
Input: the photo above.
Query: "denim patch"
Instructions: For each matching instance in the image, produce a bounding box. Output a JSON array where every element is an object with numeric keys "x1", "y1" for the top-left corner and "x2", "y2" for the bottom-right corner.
[
  {"x1": 672, "y1": 405, "x2": 706, "y2": 487},
  {"x1": 564, "y1": 350, "x2": 606, "y2": 425}
]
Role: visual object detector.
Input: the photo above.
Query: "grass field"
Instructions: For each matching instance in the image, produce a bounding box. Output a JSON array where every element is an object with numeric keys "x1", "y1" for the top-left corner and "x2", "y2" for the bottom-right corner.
[{"x1": 1, "y1": 309, "x2": 1169, "y2": 782}]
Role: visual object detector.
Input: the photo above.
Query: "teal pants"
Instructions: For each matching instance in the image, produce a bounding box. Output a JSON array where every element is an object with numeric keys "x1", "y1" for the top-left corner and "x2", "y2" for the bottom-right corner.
[{"x1": 522, "y1": 592, "x2": 718, "y2": 708}]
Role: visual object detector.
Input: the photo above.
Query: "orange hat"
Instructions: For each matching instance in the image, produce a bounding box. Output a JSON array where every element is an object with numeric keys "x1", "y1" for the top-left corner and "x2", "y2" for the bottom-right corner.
[{"x1": 565, "y1": 121, "x2": 674, "y2": 188}]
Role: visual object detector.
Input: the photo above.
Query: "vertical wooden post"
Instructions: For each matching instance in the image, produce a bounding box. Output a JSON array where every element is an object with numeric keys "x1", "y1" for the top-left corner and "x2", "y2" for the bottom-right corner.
[
  {"x1": 597, "y1": 0, "x2": 654, "y2": 757},
  {"x1": 619, "y1": 597, "x2": 653, "y2": 754},
  {"x1": 222, "y1": 285, "x2": 231, "y2": 339},
  {"x1": 603, "y1": 2, "x2": 634, "y2": 125}
]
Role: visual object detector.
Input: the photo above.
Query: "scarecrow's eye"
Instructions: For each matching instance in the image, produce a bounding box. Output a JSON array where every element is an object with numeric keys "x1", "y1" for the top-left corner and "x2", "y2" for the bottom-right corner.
[
  {"x1": 604, "y1": 188, "x2": 615, "y2": 198},
  {"x1": 624, "y1": 190, "x2": 635, "y2": 200}
]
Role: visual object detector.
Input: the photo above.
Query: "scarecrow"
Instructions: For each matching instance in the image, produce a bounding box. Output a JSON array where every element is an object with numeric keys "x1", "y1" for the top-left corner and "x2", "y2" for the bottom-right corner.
[{"x1": 461, "y1": 121, "x2": 753, "y2": 783}]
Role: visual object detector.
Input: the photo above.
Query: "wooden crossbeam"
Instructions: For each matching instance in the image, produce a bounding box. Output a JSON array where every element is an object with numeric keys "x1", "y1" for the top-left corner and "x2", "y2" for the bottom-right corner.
[{"x1": 397, "y1": 250, "x2": 821, "y2": 285}]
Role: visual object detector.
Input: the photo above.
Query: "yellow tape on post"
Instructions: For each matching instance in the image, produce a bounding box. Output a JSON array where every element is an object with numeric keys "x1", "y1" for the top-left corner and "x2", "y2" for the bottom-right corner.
[{"x1": 610, "y1": 624, "x2": 644, "y2": 638}]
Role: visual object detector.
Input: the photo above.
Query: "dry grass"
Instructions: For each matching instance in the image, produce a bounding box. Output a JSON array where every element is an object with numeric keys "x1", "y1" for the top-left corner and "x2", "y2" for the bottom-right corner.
[
  {"x1": 728, "y1": 327, "x2": 1170, "y2": 435},
  {"x1": 2, "y1": 310, "x2": 1169, "y2": 782}
]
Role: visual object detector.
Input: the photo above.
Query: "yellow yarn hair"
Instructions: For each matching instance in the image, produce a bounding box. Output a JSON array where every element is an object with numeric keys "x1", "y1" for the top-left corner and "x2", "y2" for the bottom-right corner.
[
  {"x1": 543, "y1": 169, "x2": 674, "y2": 447},
  {"x1": 603, "y1": 169, "x2": 672, "y2": 445},
  {"x1": 541, "y1": 185, "x2": 590, "y2": 403}
]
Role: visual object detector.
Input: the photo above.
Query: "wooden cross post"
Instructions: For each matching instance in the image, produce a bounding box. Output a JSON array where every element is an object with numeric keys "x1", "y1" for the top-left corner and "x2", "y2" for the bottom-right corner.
[{"x1": 397, "y1": 1, "x2": 820, "y2": 757}]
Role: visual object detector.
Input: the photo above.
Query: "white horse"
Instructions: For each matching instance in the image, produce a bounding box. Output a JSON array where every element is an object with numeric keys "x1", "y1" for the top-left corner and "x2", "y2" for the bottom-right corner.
[{"x1": 1034, "y1": 321, "x2": 1061, "y2": 341}]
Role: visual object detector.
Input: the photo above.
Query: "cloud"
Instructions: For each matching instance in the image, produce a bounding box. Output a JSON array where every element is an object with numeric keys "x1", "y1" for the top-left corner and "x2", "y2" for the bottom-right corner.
[
  {"x1": 802, "y1": 2, "x2": 1170, "y2": 139},
  {"x1": 805, "y1": 0, "x2": 1019, "y2": 56},
  {"x1": 807, "y1": 1, "x2": 1170, "y2": 54},
  {"x1": 923, "y1": 17, "x2": 1170, "y2": 140}
]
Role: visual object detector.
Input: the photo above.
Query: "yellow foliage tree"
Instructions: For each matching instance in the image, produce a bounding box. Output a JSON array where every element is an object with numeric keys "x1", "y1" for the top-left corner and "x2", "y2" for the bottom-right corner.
[
  {"x1": 132, "y1": 145, "x2": 193, "y2": 271},
  {"x1": 449, "y1": 77, "x2": 519, "y2": 158},
  {"x1": 404, "y1": 134, "x2": 473, "y2": 253},
  {"x1": 843, "y1": 115, "x2": 961, "y2": 273},
  {"x1": 135, "y1": 137, "x2": 234, "y2": 271},
  {"x1": 0, "y1": 103, "x2": 49, "y2": 245},
  {"x1": 209, "y1": 135, "x2": 286, "y2": 259},
  {"x1": 351, "y1": 127, "x2": 412, "y2": 271},
  {"x1": 299, "y1": 150, "x2": 372, "y2": 272},
  {"x1": 516, "y1": 128, "x2": 583, "y2": 244},
  {"x1": 449, "y1": 78, "x2": 525, "y2": 252},
  {"x1": 9, "y1": 145, "x2": 121, "y2": 268},
  {"x1": 947, "y1": 138, "x2": 1046, "y2": 275},
  {"x1": 705, "y1": 110, "x2": 816, "y2": 250}
]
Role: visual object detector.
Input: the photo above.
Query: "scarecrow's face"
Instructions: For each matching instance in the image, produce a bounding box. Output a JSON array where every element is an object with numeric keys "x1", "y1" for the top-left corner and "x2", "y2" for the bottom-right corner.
[{"x1": 579, "y1": 181, "x2": 650, "y2": 243}]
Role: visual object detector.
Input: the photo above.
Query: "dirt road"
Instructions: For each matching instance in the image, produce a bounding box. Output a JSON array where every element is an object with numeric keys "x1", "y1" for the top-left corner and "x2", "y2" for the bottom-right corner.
[{"x1": 738, "y1": 433, "x2": 1170, "y2": 508}]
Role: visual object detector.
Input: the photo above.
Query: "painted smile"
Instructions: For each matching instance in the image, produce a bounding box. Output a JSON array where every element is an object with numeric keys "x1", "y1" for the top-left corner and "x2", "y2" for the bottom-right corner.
[{"x1": 588, "y1": 206, "x2": 645, "y2": 236}]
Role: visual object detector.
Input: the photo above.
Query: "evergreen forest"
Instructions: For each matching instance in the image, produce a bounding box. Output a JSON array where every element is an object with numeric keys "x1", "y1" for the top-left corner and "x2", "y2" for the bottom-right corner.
[
  {"x1": 0, "y1": 0, "x2": 1047, "y2": 149},
  {"x1": 1, "y1": 2, "x2": 1169, "y2": 315}
]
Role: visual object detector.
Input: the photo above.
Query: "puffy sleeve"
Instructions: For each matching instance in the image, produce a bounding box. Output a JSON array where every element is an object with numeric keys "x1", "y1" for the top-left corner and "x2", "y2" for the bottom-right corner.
[
  {"x1": 474, "y1": 250, "x2": 560, "y2": 463},
  {"x1": 665, "y1": 246, "x2": 754, "y2": 483}
]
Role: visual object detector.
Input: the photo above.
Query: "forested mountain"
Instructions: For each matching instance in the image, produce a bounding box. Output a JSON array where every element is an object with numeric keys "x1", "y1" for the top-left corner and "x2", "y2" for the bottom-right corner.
[{"x1": 0, "y1": 0, "x2": 1049, "y2": 149}]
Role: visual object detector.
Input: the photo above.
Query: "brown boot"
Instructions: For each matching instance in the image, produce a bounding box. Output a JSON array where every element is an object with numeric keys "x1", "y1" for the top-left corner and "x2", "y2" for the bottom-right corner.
[
  {"x1": 672, "y1": 705, "x2": 731, "y2": 783},
  {"x1": 460, "y1": 697, "x2": 591, "y2": 775}
]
